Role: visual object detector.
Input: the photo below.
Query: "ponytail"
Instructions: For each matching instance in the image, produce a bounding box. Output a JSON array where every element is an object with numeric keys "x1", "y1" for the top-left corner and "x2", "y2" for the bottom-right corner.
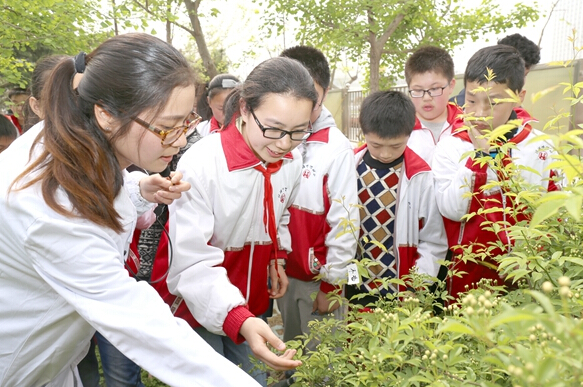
[
  {"x1": 196, "y1": 82, "x2": 212, "y2": 121},
  {"x1": 12, "y1": 57, "x2": 125, "y2": 232},
  {"x1": 10, "y1": 33, "x2": 195, "y2": 233},
  {"x1": 223, "y1": 88, "x2": 243, "y2": 127}
]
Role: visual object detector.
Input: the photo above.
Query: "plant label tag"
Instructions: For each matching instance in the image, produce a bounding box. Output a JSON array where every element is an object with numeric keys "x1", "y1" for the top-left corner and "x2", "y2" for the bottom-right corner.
[{"x1": 347, "y1": 263, "x2": 359, "y2": 285}]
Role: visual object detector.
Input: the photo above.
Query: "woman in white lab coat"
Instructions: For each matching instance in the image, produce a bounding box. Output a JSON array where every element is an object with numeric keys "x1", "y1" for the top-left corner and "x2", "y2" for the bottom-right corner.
[{"x1": 0, "y1": 32, "x2": 261, "y2": 387}]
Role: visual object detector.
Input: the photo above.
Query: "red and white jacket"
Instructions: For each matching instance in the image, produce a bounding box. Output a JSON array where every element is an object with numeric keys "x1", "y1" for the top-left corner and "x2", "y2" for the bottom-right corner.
[
  {"x1": 286, "y1": 107, "x2": 359, "y2": 293},
  {"x1": 433, "y1": 117, "x2": 560, "y2": 299},
  {"x1": 196, "y1": 116, "x2": 221, "y2": 137},
  {"x1": 407, "y1": 103, "x2": 464, "y2": 164},
  {"x1": 354, "y1": 145, "x2": 448, "y2": 282},
  {"x1": 165, "y1": 118, "x2": 302, "y2": 343}
]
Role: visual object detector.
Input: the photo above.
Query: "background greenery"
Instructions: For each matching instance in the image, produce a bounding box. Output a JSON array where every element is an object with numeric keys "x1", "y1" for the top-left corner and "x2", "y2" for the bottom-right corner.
[{"x1": 1, "y1": 0, "x2": 540, "y2": 94}]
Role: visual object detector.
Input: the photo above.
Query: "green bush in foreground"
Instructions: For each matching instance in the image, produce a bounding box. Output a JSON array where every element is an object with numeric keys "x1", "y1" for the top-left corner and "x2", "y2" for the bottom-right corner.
[{"x1": 284, "y1": 71, "x2": 583, "y2": 386}]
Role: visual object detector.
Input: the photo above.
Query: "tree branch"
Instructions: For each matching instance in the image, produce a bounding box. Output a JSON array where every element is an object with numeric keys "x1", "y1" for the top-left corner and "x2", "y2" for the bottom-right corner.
[
  {"x1": 377, "y1": 13, "x2": 405, "y2": 47},
  {"x1": 131, "y1": 0, "x2": 194, "y2": 34},
  {"x1": 538, "y1": 0, "x2": 560, "y2": 47}
]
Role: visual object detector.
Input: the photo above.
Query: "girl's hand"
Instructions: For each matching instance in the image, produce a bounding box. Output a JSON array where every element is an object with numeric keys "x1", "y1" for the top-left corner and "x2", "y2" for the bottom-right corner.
[
  {"x1": 240, "y1": 317, "x2": 301, "y2": 371},
  {"x1": 268, "y1": 262, "x2": 289, "y2": 299},
  {"x1": 139, "y1": 171, "x2": 191, "y2": 205}
]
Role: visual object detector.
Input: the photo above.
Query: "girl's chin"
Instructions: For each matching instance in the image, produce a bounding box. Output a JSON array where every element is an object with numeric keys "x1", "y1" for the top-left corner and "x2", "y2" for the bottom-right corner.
[{"x1": 265, "y1": 148, "x2": 286, "y2": 160}]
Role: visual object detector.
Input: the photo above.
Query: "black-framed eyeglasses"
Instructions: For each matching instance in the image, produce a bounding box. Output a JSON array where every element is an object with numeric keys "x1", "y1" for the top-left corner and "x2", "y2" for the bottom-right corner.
[
  {"x1": 408, "y1": 85, "x2": 449, "y2": 98},
  {"x1": 132, "y1": 111, "x2": 202, "y2": 145},
  {"x1": 250, "y1": 109, "x2": 313, "y2": 141}
]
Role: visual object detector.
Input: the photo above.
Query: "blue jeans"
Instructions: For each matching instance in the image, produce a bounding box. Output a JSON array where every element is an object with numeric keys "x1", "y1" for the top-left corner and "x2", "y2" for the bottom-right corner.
[
  {"x1": 77, "y1": 337, "x2": 100, "y2": 387},
  {"x1": 96, "y1": 332, "x2": 145, "y2": 387},
  {"x1": 194, "y1": 326, "x2": 267, "y2": 386},
  {"x1": 78, "y1": 332, "x2": 145, "y2": 387}
]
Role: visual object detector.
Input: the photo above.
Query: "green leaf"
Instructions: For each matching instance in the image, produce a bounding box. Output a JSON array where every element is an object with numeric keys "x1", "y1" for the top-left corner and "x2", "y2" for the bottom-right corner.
[
  {"x1": 530, "y1": 199, "x2": 564, "y2": 227},
  {"x1": 436, "y1": 321, "x2": 475, "y2": 335},
  {"x1": 528, "y1": 290, "x2": 556, "y2": 317}
]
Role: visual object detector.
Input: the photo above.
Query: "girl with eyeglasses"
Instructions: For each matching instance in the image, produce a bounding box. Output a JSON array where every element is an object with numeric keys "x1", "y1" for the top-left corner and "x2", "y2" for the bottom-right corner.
[
  {"x1": 0, "y1": 33, "x2": 260, "y2": 387},
  {"x1": 156, "y1": 57, "x2": 317, "y2": 385},
  {"x1": 196, "y1": 73, "x2": 240, "y2": 136}
]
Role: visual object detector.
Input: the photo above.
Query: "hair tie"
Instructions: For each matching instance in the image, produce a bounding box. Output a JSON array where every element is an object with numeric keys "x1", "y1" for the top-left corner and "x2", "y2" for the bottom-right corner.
[
  {"x1": 74, "y1": 52, "x2": 86, "y2": 74},
  {"x1": 221, "y1": 79, "x2": 239, "y2": 88}
]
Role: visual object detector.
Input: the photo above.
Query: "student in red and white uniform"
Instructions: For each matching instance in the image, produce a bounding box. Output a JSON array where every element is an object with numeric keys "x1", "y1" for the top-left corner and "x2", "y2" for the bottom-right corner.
[
  {"x1": 196, "y1": 73, "x2": 240, "y2": 137},
  {"x1": 165, "y1": 57, "x2": 318, "y2": 386},
  {"x1": 404, "y1": 46, "x2": 463, "y2": 164},
  {"x1": 347, "y1": 91, "x2": 448, "y2": 306},
  {"x1": 433, "y1": 45, "x2": 561, "y2": 301}
]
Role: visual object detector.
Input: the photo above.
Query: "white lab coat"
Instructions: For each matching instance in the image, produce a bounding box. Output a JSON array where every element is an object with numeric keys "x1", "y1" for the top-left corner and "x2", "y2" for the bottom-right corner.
[{"x1": 0, "y1": 123, "x2": 260, "y2": 387}]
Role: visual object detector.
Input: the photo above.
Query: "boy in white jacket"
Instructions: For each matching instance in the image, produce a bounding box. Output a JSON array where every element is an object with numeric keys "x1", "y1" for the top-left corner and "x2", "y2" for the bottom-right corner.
[
  {"x1": 432, "y1": 45, "x2": 560, "y2": 300},
  {"x1": 404, "y1": 46, "x2": 463, "y2": 164},
  {"x1": 348, "y1": 91, "x2": 448, "y2": 305},
  {"x1": 277, "y1": 46, "x2": 359, "y2": 358}
]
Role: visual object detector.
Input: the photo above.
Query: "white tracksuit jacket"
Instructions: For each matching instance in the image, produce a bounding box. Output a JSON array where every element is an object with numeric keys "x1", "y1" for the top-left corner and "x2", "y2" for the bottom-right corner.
[
  {"x1": 167, "y1": 119, "x2": 302, "y2": 342},
  {"x1": 285, "y1": 107, "x2": 359, "y2": 292}
]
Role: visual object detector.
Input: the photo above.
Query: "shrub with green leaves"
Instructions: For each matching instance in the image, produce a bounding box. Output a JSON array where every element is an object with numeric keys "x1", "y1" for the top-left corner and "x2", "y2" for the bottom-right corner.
[{"x1": 284, "y1": 65, "x2": 583, "y2": 387}]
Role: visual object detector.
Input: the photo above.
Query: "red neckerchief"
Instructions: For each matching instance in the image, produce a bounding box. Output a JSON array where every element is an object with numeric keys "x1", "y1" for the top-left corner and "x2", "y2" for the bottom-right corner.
[{"x1": 253, "y1": 161, "x2": 283, "y2": 267}]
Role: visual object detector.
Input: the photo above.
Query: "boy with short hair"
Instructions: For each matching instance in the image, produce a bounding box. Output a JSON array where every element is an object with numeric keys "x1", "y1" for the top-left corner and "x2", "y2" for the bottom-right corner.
[
  {"x1": 277, "y1": 46, "x2": 359, "y2": 354},
  {"x1": 433, "y1": 45, "x2": 560, "y2": 300},
  {"x1": 451, "y1": 33, "x2": 541, "y2": 107},
  {"x1": 404, "y1": 46, "x2": 463, "y2": 163},
  {"x1": 347, "y1": 91, "x2": 448, "y2": 305}
]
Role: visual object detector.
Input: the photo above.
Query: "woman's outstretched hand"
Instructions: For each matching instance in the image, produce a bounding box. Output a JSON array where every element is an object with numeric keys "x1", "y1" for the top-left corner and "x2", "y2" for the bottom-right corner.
[{"x1": 240, "y1": 317, "x2": 302, "y2": 371}]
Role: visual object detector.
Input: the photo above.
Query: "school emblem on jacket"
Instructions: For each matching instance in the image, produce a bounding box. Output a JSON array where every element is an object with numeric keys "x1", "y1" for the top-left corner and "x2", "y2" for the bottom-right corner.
[
  {"x1": 536, "y1": 145, "x2": 549, "y2": 161},
  {"x1": 278, "y1": 187, "x2": 288, "y2": 203},
  {"x1": 302, "y1": 164, "x2": 316, "y2": 179},
  {"x1": 308, "y1": 247, "x2": 322, "y2": 274}
]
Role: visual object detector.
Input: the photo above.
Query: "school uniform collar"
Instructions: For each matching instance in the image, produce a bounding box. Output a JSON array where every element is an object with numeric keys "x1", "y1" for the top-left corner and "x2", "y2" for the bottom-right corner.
[
  {"x1": 305, "y1": 127, "x2": 330, "y2": 143},
  {"x1": 453, "y1": 109, "x2": 533, "y2": 144},
  {"x1": 413, "y1": 102, "x2": 463, "y2": 131}
]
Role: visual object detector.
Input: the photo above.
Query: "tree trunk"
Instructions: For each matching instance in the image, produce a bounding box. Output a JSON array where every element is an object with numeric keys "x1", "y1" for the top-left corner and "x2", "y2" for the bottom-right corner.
[
  {"x1": 111, "y1": 0, "x2": 119, "y2": 35},
  {"x1": 367, "y1": 11, "x2": 405, "y2": 92},
  {"x1": 182, "y1": 0, "x2": 217, "y2": 79},
  {"x1": 369, "y1": 40, "x2": 381, "y2": 92},
  {"x1": 165, "y1": 0, "x2": 172, "y2": 44}
]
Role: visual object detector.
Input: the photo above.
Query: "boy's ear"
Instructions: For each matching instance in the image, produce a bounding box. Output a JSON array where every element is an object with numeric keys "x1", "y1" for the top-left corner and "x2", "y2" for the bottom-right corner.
[
  {"x1": 323, "y1": 87, "x2": 330, "y2": 101},
  {"x1": 518, "y1": 89, "x2": 526, "y2": 105},
  {"x1": 447, "y1": 78, "x2": 456, "y2": 95}
]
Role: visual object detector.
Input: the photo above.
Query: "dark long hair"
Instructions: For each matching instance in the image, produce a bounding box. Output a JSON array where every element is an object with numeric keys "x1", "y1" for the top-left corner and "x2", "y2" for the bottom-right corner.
[
  {"x1": 12, "y1": 33, "x2": 195, "y2": 232},
  {"x1": 223, "y1": 57, "x2": 318, "y2": 126}
]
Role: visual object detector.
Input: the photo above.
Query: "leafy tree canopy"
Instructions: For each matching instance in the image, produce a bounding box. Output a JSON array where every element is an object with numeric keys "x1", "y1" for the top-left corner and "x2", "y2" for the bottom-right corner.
[
  {"x1": 257, "y1": 0, "x2": 540, "y2": 91},
  {"x1": 0, "y1": 0, "x2": 108, "y2": 90}
]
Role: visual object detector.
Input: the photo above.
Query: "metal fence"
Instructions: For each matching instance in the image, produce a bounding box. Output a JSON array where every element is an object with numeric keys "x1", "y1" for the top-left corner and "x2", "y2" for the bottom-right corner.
[{"x1": 341, "y1": 85, "x2": 409, "y2": 143}]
